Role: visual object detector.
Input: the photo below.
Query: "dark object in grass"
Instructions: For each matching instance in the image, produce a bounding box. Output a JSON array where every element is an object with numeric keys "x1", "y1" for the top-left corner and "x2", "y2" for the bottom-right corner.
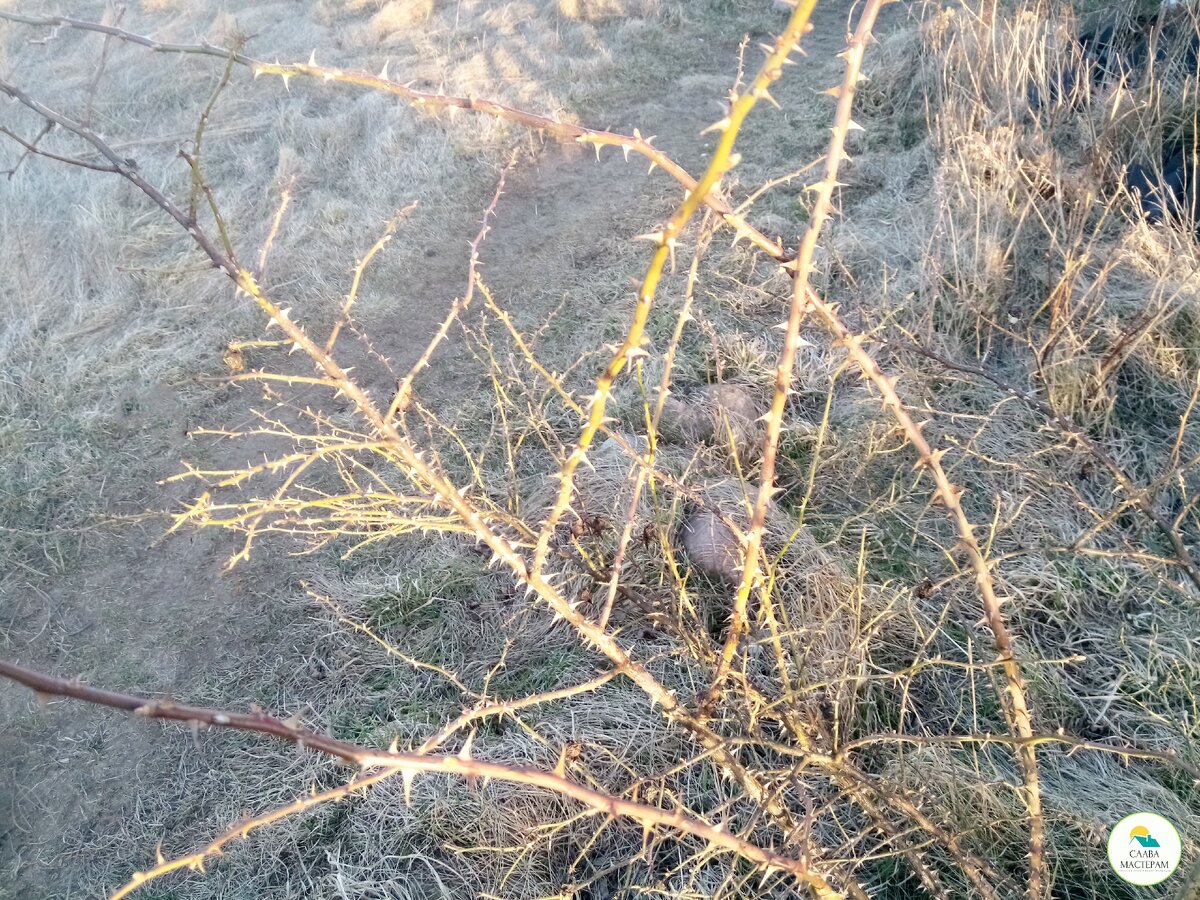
[
  {"x1": 1124, "y1": 142, "x2": 1200, "y2": 238},
  {"x1": 1028, "y1": 12, "x2": 1200, "y2": 110}
]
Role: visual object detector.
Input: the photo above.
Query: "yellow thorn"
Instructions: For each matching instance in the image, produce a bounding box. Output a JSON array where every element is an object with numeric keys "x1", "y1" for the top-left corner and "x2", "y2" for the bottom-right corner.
[
  {"x1": 401, "y1": 767, "x2": 417, "y2": 806},
  {"x1": 633, "y1": 231, "x2": 665, "y2": 244},
  {"x1": 701, "y1": 117, "x2": 732, "y2": 136},
  {"x1": 753, "y1": 87, "x2": 781, "y2": 109}
]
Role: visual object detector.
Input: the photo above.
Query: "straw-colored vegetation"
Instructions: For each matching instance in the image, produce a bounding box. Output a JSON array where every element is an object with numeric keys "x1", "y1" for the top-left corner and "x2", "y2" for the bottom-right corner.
[{"x1": 1, "y1": 0, "x2": 1198, "y2": 898}]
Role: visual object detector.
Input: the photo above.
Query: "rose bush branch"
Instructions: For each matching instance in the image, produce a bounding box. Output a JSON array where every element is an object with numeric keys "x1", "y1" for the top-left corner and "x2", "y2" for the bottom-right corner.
[
  {"x1": 0, "y1": 659, "x2": 841, "y2": 899},
  {"x1": 0, "y1": 71, "x2": 845, "y2": 893}
]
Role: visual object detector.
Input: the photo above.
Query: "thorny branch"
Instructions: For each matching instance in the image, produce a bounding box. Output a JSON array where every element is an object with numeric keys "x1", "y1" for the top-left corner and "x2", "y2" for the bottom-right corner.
[
  {"x1": 0, "y1": 11, "x2": 789, "y2": 262},
  {"x1": 531, "y1": 0, "x2": 822, "y2": 656},
  {"x1": 387, "y1": 157, "x2": 513, "y2": 421},
  {"x1": 0, "y1": 59, "x2": 850, "y2": 900},
  {"x1": 0, "y1": 659, "x2": 834, "y2": 898},
  {"x1": 5, "y1": 4, "x2": 1196, "y2": 899},
  {"x1": 803, "y1": 299, "x2": 1049, "y2": 897},
  {"x1": 705, "y1": 0, "x2": 884, "y2": 713}
]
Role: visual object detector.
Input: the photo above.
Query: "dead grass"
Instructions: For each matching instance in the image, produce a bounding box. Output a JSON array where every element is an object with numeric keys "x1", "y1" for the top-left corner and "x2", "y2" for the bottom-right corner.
[
  {"x1": 818, "y1": 0, "x2": 1200, "y2": 893},
  {"x1": 558, "y1": 0, "x2": 660, "y2": 22}
]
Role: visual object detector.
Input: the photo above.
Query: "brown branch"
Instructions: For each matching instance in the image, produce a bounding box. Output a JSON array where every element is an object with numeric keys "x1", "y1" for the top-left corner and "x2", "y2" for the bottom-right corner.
[
  {"x1": 0, "y1": 659, "x2": 840, "y2": 898},
  {"x1": 0, "y1": 124, "x2": 120, "y2": 173},
  {"x1": 0, "y1": 11, "x2": 788, "y2": 263}
]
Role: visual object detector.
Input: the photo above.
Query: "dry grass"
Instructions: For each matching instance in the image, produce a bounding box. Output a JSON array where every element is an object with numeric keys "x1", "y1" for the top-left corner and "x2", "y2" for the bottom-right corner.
[
  {"x1": 820, "y1": 0, "x2": 1200, "y2": 891},
  {"x1": 2, "y1": 0, "x2": 1200, "y2": 898}
]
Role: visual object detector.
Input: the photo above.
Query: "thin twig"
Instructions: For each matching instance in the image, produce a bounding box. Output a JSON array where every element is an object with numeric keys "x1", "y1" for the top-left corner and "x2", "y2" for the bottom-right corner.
[
  {"x1": 111, "y1": 768, "x2": 400, "y2": 900},
  {"x1": 387, "y1": 155, "x2": 513, "y2": 420},
  {"x1": 186, "y1": 43, "x2": 240, "y2": 224},
  {"x1": 326, "y1": 203, "x2": 416, "y2": 355},
  {"x1": 0, "y1": 124, "x2": 119, "y2": 173},
  {"x1": 81, "y1": 3, "x2": 124, "y2": 129}
]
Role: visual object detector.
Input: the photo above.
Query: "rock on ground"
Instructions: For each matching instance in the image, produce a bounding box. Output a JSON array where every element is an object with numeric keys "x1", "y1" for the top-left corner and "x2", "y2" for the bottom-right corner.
[{"x1": 658, "y1": 382, "x2": 765, "y2": 460}]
